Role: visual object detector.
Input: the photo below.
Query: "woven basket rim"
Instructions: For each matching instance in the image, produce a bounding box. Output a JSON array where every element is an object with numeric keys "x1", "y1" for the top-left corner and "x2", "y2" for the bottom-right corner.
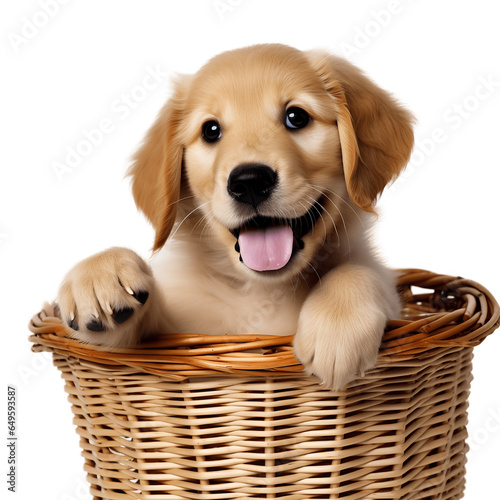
[{"x1": 29, "y1": 268, "x2": 499, "y2": 381}]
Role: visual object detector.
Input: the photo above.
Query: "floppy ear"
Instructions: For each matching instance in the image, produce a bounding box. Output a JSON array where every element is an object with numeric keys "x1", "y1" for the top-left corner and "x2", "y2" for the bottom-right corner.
[
  {"x1": 128, "y1": 76, "x2": 189, "y2": 251},
  {"x1": 307, "y1": 51, "x2": 414, "y2": 212}
]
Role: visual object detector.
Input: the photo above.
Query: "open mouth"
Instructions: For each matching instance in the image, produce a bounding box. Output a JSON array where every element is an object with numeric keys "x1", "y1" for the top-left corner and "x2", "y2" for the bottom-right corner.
[{"x1": 229, "y1": 198, "x2": 324, "y2": 272}]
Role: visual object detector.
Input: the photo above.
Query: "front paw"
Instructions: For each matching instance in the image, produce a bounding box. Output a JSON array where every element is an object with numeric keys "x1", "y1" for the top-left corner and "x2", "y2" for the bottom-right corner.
[
  {"x1": 293, "y1": 266, "x2": 392, "y2": 390},
  {"x1": 57, "y1": 247, "x2": 156, "y2": 347},
  {"x1": 294, "y1": 314, "x2": 384, "y2": 391}
]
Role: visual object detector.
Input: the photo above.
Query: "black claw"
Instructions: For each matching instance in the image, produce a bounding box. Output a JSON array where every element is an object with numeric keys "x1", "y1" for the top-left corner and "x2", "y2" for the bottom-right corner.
[
  {"x1": 86, "y1": 318, "x2": 107, "y2": 332},
  {"x1": 113, "y1": 307, "x2": 134, "y2": 325},
  {"x1": 68, "y1": 318, "x2": 79, "y2": 331},
  {"x1": 133, "y1": 290, "x2": 149, "y2": 305}
]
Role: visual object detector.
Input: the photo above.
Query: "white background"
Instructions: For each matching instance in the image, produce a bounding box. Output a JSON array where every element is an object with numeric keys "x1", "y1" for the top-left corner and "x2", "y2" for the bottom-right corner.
[{"x1": 1, "y1": 1, "x2": 500, "y2": 498}]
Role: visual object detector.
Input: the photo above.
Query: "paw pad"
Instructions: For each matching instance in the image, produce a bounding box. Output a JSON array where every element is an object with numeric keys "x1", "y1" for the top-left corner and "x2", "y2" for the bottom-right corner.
[
  {"x1": 112, "y1": 307, "x2": 135, "y2": 325},
  {"x1": 133, "y1": 290, "x2": 149, "y2": 305},
  {"x1": 86, "y1": 318, "x2": 107, "y2": 332},
  {"x1": 68, "y1": 318, "x2": 79, "y2": 331}
]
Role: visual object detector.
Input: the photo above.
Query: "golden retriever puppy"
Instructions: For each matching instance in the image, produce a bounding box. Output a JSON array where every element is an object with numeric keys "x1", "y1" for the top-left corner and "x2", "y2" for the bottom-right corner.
[{"x1": 57, "y1": 44, "x2": 414, "y2": 390}]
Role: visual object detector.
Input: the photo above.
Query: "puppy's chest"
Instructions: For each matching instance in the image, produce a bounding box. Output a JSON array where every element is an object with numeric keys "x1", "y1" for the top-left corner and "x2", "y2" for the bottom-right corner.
[
  {"x1": 220, "y1": 283, "x2": 305, "y2": 335},
  {"x1": 171, "y1": 279, "x2": 304, "y2": 335},
  {"x1": 151, "y1": 249, "x2": 305, "y2": 335}
]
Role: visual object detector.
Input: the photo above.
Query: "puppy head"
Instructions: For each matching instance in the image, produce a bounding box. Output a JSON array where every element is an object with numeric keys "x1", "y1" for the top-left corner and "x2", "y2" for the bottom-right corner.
[{"x1": 129, "y1": 44, "x2": 414, "y2": 279}]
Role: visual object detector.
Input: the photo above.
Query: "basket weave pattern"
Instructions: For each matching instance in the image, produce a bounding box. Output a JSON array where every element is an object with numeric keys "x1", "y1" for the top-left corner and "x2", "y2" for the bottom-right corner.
[{"x1": 29, "y1": 270, "x2": 499, "y2": 499}]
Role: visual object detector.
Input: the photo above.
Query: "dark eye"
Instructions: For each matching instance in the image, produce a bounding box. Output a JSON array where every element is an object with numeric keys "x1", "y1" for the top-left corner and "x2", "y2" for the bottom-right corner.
[
  {"x1": 284, "y1": 107, "x2": 310, "y2": 130},
  {"x1": 202, "y1": 120, "x2": 222, "y2": 143}
]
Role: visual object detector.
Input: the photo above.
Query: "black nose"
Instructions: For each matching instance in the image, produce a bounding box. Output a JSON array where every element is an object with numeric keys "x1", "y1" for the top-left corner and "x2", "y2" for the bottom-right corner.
[{"x1": 227, "y1": 164, "x2": 278, "y2": 208}]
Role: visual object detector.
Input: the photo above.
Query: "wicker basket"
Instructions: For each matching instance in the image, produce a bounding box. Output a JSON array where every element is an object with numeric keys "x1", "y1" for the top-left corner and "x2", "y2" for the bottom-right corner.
[{"x1": 29, "y1": 269, "x2": 499, "y2": 500}]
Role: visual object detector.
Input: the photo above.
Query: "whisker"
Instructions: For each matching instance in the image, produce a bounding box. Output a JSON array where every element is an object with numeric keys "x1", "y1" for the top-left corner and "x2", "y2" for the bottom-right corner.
[
  {"x1": 192, "y1": 208, "x2": 215, "y2": 238},
  {"x1": 295, "y1": 270, "x2": 308, "y2": 290},
  {"x1": 303, "y1": 195, "x2": 329, "y2": 245},
  {"x1": 307, "y1": 185, "x2": 351, "y2": 256},
  {"x1": 288, "y1": 273, "x2": 301, "y2": 294},
  {"x1": 308, "y1": 184, "x2": 365, "y2": 228},
  {"x1": 199, "y1": 211, "x2": 218, "y2": 240},
  {"x1": 297, "y1": 200, "x2": 317, "y2": 240},
  {"x1": 169, "y1": 201, "x2": 211, "y2": 240},
  {"x1": 305, "y1": 193, "x2": 339, "y2": 244},
  {"x1": 300, "y1": 197, "x2": 328, "y2": 250},
  {"x1": 298, "y1": 254, "x2": 322, "y2": 286},
  {"x1": 192, "y1": 206, "x2": 213, "y2": 230},
  {"x1": 162, "y1": 194, "x2": 197, "y2": 212}
]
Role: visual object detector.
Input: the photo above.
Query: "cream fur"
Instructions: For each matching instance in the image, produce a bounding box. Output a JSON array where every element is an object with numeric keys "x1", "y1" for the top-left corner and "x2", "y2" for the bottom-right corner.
[{"x1": 57, "y1": 44, "x2": 414, "y2": 389}]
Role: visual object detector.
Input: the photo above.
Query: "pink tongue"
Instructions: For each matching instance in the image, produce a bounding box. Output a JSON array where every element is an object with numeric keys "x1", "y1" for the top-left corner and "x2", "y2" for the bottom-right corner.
[{"x1": 238, "y1": 225, "x2": 293, "y2": 271}]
